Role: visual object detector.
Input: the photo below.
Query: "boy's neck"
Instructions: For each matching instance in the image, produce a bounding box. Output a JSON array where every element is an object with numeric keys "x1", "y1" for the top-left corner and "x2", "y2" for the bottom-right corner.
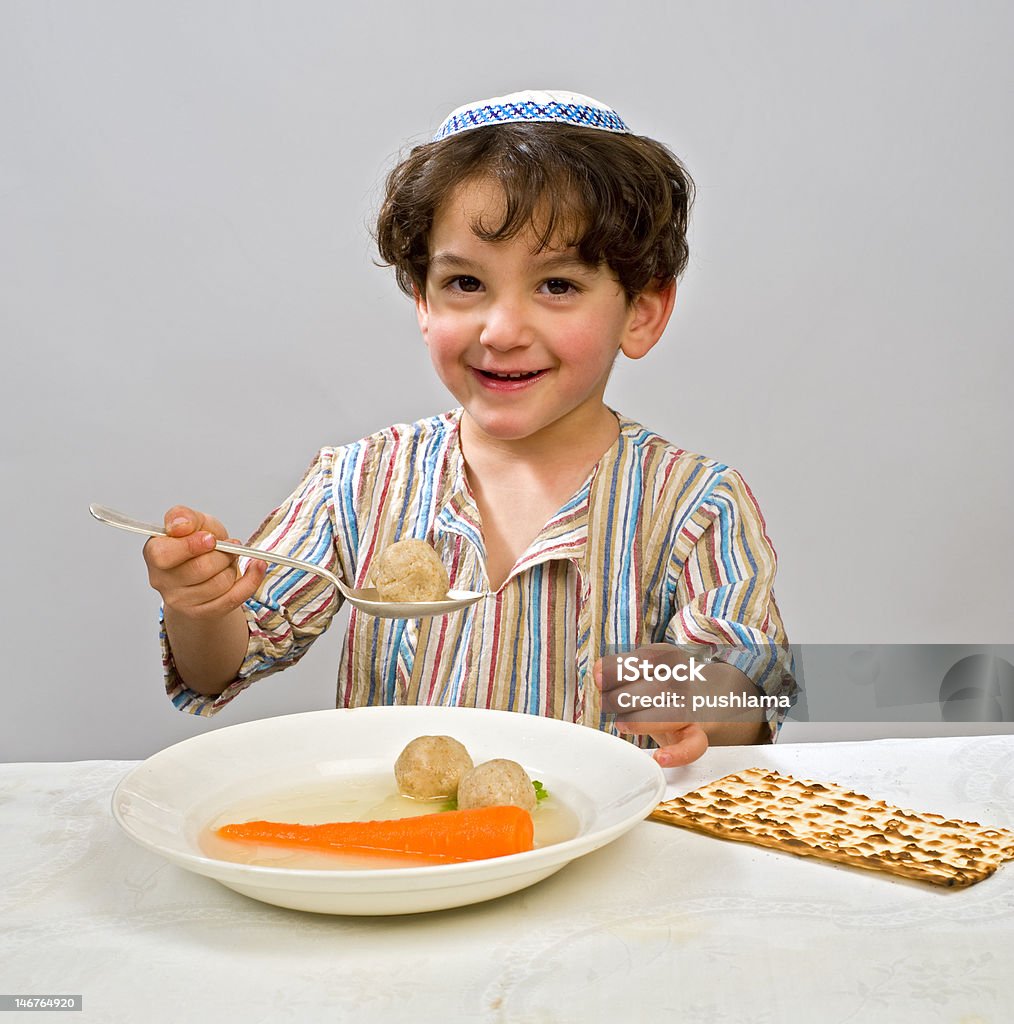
[{"x1": 457, "y1": 403, "x2": 621, "y2": 591}]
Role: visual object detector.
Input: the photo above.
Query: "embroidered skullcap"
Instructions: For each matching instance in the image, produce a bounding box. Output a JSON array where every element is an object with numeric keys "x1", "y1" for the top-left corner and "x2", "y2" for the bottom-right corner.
[{"x1": 433, "y1": 90, "x2": 631, "y2": 141}]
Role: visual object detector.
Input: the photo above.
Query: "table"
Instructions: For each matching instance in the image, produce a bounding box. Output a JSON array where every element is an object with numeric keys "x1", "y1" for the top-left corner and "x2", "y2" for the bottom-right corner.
[{"x1": 2, "y1": 735, "x2": 1012, "y2": 1023}]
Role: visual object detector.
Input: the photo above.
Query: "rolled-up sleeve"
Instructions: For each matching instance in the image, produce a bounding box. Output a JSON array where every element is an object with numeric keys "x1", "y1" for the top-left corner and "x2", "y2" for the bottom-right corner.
[
  {"x1": 164, "y1": 447, "x2": 352, "y2": 716},
  {"x1": 664, "y1": 468, "x2": 796, "y2": 737}
]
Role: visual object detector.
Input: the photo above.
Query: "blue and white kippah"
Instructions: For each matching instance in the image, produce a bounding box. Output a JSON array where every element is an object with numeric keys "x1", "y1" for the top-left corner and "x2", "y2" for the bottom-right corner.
[{"x1": 433, "y1": 90, "x2": 631, "y2": 141}]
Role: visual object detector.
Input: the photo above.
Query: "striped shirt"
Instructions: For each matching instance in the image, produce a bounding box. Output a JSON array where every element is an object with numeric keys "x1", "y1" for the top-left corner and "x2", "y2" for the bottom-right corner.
[{"x1": 163, "y1": 410, "x2": 793, "y2": 735}]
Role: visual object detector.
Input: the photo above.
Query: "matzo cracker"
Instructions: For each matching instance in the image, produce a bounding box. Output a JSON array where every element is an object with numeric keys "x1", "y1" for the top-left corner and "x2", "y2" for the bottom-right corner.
[{"x1": 650, "y1": 768, "x2": 1014, "y2": 887}]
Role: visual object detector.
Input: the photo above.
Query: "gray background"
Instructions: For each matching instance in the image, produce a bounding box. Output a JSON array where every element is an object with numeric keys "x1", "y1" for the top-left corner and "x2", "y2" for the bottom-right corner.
[{"x1": 2, "y1": 1, "x2": 1011, "y2": 760}]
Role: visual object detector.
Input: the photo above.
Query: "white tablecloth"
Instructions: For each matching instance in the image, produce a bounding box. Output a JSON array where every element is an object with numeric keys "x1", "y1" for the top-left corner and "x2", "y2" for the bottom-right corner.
[{"x1": 2, "y1": 735, "x2": 1012, "y2": 1023}]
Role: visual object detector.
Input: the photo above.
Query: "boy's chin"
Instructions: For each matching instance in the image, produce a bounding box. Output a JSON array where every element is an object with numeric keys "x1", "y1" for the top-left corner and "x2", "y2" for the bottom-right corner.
[
  {"x1": 461, "y1": 408, "x2": 548, "y2": 443},
  {"x1": 461, "y1": 400, "x2": 612, "y2": 446}
]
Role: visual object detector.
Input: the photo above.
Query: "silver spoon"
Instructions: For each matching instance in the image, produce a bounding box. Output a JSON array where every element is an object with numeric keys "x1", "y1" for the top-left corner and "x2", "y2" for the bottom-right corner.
[{"x1": 89, "y1": 504, "x2": 487, "y2": 619}]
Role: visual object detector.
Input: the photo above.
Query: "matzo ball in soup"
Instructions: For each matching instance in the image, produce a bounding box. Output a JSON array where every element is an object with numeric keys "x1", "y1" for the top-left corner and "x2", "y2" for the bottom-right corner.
[
  {"x1": 458, "y1": 759, "x2": 537, "y2": 814},
  {"x1": 394, "y1": 735, "x2": 474, "y2": 800}
]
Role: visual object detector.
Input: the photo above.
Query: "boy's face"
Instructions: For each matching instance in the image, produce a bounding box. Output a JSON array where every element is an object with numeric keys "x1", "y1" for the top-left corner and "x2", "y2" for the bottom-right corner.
[{"x1": 415, "y1": 177, "x2": 673, "y2": 448}]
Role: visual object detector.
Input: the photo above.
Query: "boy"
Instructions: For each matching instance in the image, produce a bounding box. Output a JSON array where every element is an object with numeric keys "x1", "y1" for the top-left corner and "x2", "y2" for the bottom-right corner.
[{"x1": 145, "y1": 91, "x2": 792, "y2": 768}]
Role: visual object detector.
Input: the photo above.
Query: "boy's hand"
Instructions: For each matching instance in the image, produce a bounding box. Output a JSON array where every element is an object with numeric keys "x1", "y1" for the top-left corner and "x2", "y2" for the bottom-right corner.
[
  {"x1": 623, "y1": 718, "x2": 710, "y2": 768},
  {"x1": 143, "y1": 505, "x2": 267, "y2": 620},
  {"x1": 593, "y1": 644, "x2": 766, "y2": 767}
]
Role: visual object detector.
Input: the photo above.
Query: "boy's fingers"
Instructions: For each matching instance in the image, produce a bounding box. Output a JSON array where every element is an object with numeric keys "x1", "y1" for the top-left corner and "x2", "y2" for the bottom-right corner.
[
  {"x1": 614, "y1": 720, "x2": 709, "y2": 767},
  {"x1": 163, "y1": 506, "x2": 230, "y2": 541},
  {"x1": 186, "y1": 559, "x2": 267, "y2": 619},
  {"x1": 144, "y1": 530, "x2": 219, "y2": 572},
  {"x1": 146, "y1": 507, "x2": 236, "y2": 575},
  {"x1": 653, "y1": 725, "x2": 709, "y2": 768}
]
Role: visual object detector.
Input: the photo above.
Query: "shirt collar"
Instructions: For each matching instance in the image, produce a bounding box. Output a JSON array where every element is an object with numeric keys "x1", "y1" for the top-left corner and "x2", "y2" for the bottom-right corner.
[
  {"x1": 434, "y1": 409, "x2": 644, "y2": 582},
  {"x1": 434, "y1": 410, "x2": 484, "y2": 550}
]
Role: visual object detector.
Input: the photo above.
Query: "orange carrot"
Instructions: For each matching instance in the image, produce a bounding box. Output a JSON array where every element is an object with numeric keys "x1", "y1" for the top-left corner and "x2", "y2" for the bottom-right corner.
[{"x1": 216, "y1": 805, "x2": 534, "y2": 863}]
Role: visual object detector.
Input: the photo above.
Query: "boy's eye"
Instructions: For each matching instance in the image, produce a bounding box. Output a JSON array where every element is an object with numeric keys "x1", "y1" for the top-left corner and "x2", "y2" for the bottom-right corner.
[
  {"x1": 449, "y1": 275, "x2": 482, "y2": 292},
  {"x1": 541, "y1": 278, "x2": 578, "y2": 296}
]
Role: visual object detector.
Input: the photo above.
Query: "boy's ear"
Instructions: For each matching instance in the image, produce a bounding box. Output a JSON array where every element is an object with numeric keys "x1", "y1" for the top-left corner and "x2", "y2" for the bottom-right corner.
[
  {"x1": 413, "y1": 285, "x2": 429, "y2": 337},
  {"x1": 619, "y1": 278, "x2": 677, "y2": 360}
]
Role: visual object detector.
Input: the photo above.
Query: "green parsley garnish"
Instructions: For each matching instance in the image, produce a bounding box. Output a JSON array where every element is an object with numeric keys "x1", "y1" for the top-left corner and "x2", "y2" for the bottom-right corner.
[{"x1": 533, "y1": 780, "x2": 549, "y2": 802}]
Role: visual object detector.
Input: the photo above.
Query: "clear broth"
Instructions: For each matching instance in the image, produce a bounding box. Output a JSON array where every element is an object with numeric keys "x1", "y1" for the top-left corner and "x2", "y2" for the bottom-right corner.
[{"x1": 200, "y1": 773, "x2": 578, "y2": 870}]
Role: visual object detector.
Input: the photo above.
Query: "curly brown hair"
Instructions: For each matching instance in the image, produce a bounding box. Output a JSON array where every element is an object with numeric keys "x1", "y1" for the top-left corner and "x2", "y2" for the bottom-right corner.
[{"x1": 375, "y1": 122, "x2": 695, "y2": 301}]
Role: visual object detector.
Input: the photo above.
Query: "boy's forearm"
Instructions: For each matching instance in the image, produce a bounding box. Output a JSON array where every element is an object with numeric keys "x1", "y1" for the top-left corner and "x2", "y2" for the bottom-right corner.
[{"x1": 163, "y1": 606, "x2": 251, "y2": 697}]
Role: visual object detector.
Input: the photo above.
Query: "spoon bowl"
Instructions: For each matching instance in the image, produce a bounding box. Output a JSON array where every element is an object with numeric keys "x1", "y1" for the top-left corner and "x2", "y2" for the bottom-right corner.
[{"x1": 89, "y1": 504, "x2": 487, "y2": 619}]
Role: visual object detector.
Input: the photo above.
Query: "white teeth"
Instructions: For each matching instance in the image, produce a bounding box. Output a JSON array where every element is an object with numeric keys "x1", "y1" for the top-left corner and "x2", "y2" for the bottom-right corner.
[{"x1": 490, "y1": 371, "x2": 537, "y2": 379}]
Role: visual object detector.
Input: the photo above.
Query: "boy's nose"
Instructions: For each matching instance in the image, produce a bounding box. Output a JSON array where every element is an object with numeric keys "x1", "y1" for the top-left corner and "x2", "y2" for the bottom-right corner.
[{"x1": 478, "y1": 299, "x2": 534, "y2": 351}]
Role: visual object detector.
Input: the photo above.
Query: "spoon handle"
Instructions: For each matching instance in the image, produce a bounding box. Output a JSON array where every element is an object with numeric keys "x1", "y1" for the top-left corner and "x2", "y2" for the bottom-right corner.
[{"x1": 88, "y1": 503, "x2": 348, "y2": 594}]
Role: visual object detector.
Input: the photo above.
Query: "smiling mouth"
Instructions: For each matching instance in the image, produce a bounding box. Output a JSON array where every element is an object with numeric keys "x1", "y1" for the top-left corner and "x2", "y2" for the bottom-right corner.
[{"x1": 477, "y1": 369, "x2": 547, "y2": 381}]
